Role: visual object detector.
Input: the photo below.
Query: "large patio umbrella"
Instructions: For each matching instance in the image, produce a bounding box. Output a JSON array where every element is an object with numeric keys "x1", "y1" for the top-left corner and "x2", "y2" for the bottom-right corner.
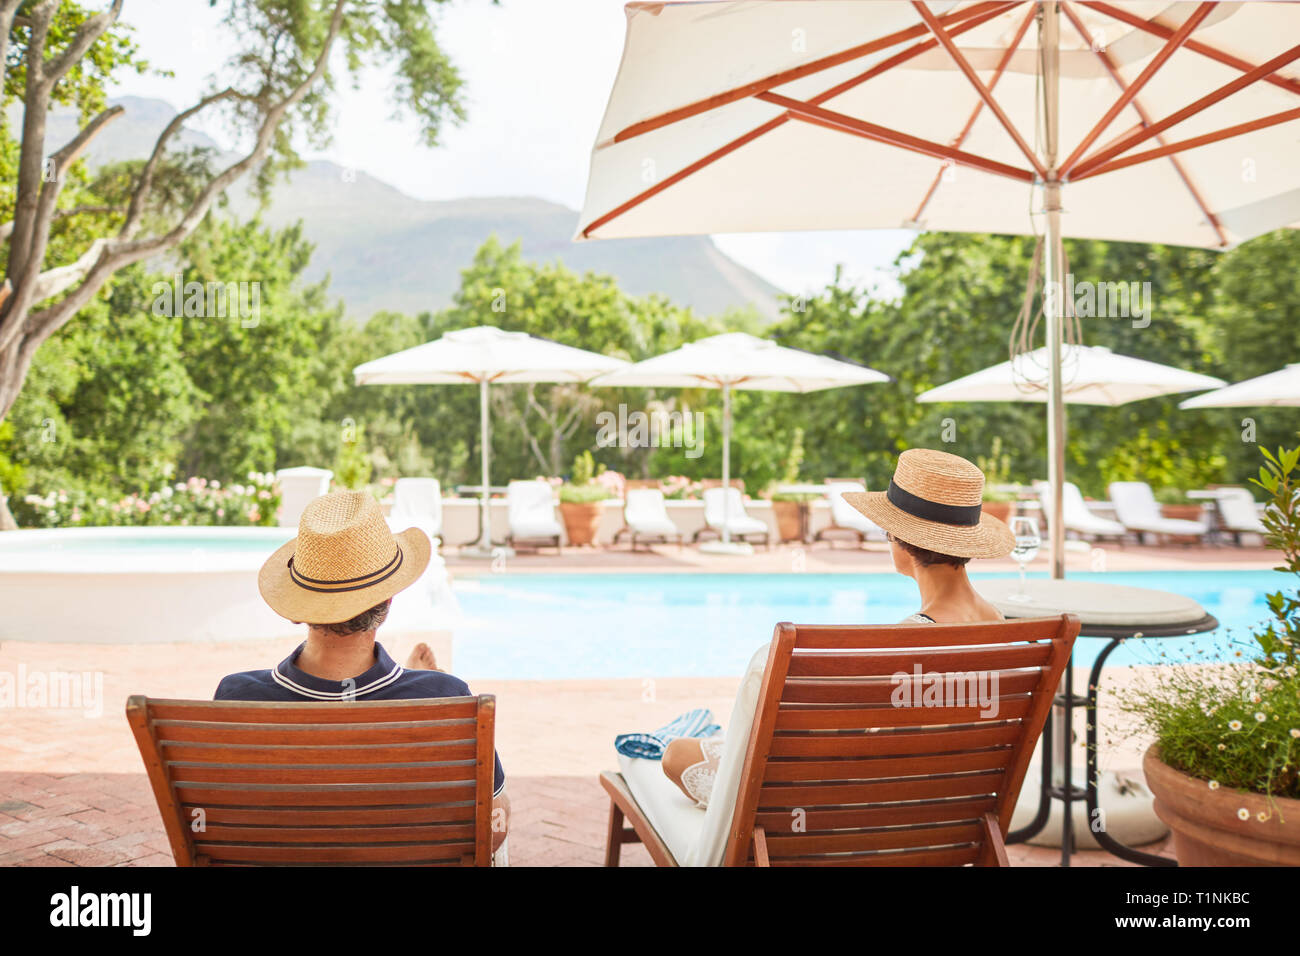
[
  {"x1": 1180, "y1": 363, "x2": 1300, "y2": 408},
  {"x1": 590, "y1": 332, "x2": 889, "y2": 553},
  {"x1": 919, "y1": 344, "x2": 1226, "y2": 405},
  {"x1": 354, "y1": 326, "x2": 630, "y2": 556},
  {"x1": 575, "y1": 0, "x2": 1300, "y2": 576}
]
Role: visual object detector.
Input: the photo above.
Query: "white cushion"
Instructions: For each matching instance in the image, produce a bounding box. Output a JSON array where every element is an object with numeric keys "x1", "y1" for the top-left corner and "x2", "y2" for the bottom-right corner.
[
  {"x1": 511, "y1": 517, "x2": 562, "y2": 539},
  {"x1": 686, "y1": 643, "x2": 770, "y2": 866},
  {"x1": 713, "y1": 516, "x2": 768, "y2": 536},
  {"x1": 613, "y1": 642, "x2": 770, "y2": 867},
  {"x1": 631, "y1": 518, "x2": 679, "y2": 536},
  {"x1": 617, "y1": 753, "x2": 707, "y2": 865}
]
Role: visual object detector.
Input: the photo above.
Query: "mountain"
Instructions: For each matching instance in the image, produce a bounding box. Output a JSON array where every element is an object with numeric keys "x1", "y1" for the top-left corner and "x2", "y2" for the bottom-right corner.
[{"x1": 45, "y1": 96, "x2": 785, "y2": 321}]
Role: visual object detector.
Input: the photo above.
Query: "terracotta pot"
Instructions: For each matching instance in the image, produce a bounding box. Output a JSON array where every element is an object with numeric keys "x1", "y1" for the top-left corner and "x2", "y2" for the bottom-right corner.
[
  {"x1": 981, "y1": 500, "x2": 1015, "y2": 524},
  {"x1": 772, "y1": 500, "x2": 804, "y2": 543},
  {"x1": 1143, "y1": 745, "x2": 1300, "y2": 866},
  {"x1": 559, "y1": 501, "x2": 603, "y2": 546},
  {"x1": 1160, "y1": 504, "x2": 1205, "y2": 522}
]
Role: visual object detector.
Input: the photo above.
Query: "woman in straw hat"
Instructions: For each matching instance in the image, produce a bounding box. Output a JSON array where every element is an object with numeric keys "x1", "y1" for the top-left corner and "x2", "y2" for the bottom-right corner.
[
  {"x1": 840, "y1": 447, "x2": 1013, "y2": 624},
  {"x1": 661, "y1": 449, "x2": 1014, "y2": 806},
  {"x1": 214, "y1": 490, "x2": 509, "y2": 849}
]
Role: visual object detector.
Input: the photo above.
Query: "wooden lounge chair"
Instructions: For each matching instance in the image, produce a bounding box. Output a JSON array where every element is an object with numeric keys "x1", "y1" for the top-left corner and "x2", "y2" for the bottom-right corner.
[
  {"x1": 389, "y1": 477, "x2": 443, "y2": 544},
  {"x1": 601, "y1": 615, "x2": 1078, "y2": 866},
  {"x1": 816, "y1": 479, "x2": 887, "y2": 547},
  {"x1": 1108, "y1": 481, "x2": 1209, "y2": 545},
  {"x1": 620, "y1": 487, "x2": 685, "y2": 551},
  {"x1": 695, "y1": 486, "x2": 771, "y2": 548},
  {"x1": 505, "y1": 479, "x2": 564, "y2": 551},
  {"x1": 127, "y1": 694, "x2": 499, "y2": 866}
]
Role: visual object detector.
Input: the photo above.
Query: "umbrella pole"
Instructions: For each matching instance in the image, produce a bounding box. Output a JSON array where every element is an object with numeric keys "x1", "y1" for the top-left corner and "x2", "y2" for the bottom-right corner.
[
  {"x1": 1042, "y1": 2, "x2": 1067, "y2": 583},
  {"x1": 721, "y1": 382, "x2": 732, "y2": 546},
  {"x1": 478, "y1": 377, "x2": 491, "y2": 548}
]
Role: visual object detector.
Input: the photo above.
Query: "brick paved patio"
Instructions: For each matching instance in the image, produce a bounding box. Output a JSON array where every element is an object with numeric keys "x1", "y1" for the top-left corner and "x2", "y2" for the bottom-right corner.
[{"x1": 3, "y1": 540, "x2": 1262, "y2": 867}]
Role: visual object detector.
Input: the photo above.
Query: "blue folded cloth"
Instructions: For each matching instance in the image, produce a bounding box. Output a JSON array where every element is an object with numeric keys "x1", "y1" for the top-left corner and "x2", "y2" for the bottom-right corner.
[{"x1": 615, "y1": 707, "x2": 722, "y2": 760}]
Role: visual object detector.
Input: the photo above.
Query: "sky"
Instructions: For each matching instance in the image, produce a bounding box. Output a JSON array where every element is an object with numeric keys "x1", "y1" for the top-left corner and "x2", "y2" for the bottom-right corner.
[{"x1": 107, "y1": 0, "x2": 914, "y2": 297}]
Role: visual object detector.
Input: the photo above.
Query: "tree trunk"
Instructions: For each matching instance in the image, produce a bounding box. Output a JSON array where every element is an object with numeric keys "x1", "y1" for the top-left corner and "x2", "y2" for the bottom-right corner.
[{"x1": 0, "y1": 495, "x2": 18, "y2": 531}]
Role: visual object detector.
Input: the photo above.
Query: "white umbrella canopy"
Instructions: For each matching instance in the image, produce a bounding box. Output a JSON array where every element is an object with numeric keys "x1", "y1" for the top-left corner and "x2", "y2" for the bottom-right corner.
[
  {"x1": 919, "y1": 344, "x2": 1226, "y2": 405},
  {"x1": 352, "y1": 325, "x2": 630, "y2": 385},
  {"x1": 592, "y1": 332, "x2": 889, "y2": 552},
  {"x1": 576, "y1": 0, "x2": 1300, "y2": 576},
  {"x1": 1179, "y1": 363, "x2": 1300, "y2": 408},
  {"x1": 354, "y1": 326, "x2": 630, "y2": 555},
  {"x1": 577, "y1": 1, "x2": 1300, "y2": 246},
  {"x1": 591, "y1": 331, "x2": 892, "y2": 391}
]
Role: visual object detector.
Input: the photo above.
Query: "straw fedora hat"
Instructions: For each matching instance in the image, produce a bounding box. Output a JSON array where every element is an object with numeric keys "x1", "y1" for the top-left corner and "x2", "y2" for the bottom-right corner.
[
  {"x1": 842, "y1": 448, "x2": 1015, "y2": 559},
  {"x1": 259, "y1": 491, "x2": 431, "y2": 624}
]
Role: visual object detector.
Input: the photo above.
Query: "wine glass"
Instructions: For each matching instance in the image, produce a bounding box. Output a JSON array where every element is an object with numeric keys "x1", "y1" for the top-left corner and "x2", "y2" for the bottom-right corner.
[{"x1": 1007, "y1": 516, "x2": 1041, "y2": 603}]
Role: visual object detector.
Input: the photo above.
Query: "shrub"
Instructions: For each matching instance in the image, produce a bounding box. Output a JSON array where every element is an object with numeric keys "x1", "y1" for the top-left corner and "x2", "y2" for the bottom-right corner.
[{"x1": 1121, "y1": 445, "x2": 1300, "y2": 804}]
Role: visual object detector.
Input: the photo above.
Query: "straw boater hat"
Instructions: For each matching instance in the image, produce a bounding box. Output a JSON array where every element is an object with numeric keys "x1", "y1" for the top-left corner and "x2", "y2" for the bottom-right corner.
[
  {"x1": 842, "y1": 448, "x2": 1015, "y2": 559},
  {"x1": 259, "y1": 491, "x2": 431, "y2": 624}
]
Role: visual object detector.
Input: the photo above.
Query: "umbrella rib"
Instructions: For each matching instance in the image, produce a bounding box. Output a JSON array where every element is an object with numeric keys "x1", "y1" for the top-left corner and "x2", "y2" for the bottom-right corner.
[
  {"x1": 1080, "y1": 1, "x2": 1300, "y2": 99},
  {"x1": 758, "y1": 92, "x2": 1035, "y2": 183},
  {"x1": 580, "y1": 1, "x2": 1017, "y2": 238},
  {"x1": 912, "y1": 1, "x2": 1047, "y2": 179},
  {"x1": 1058, "y1": 1, "x2": 1216, "y2": 177},
  {"x1": 1070, "y1": 41, "x2": 1300, "y2": 179},
  {"x1": 1061, "y1": 2, "x2": 1227, "y2": 247},
  {"x1": 912, "y1": 4, "x2": 1037, "y2": 223},
  {"x1": 610, "y1": 1, "x2": 1013, "y2": 145},
  {"x1": 1072, "y1": 103, "x2": 1300, "y2": 183}
]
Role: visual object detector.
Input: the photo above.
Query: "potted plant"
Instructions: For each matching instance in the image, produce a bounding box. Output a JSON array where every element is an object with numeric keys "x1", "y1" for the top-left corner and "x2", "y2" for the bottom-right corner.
[
  {"x1": 559, "y1": 450, "x2": 610, "y2": 547},
  {"x1": 1154, "y1": 486, "x2": 1207, "y2": 523},
  {"x1": 1124, "y1": 445, "x2": 1300, "y2": 866},
  {"x1": 977, "y1": 437, "x2": 1018, "y2": 524},
  {"x1": 769, "y1": 428, "x2": 815, "y2": 542},
  {"x1": 771, "y1": 490, "x2": 820, "y2": 543}
]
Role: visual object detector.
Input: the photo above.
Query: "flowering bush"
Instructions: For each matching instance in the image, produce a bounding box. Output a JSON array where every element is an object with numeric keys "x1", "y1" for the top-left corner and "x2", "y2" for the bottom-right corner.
[
  {"x1": 22, "y1": 472, "x2": 281, "y2": 528},
  {"x1": 1122, "y1": 446, "x2": 1300, "y2": 804},
  {"x1": 661, "y1": 475, "x2": 702, "y2": 500}
]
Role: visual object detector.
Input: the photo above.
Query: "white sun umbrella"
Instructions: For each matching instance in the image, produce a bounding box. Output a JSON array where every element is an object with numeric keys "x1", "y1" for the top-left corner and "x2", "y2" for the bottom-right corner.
[
  {"x1": 919, "y1": 345, "x2": 1226, "y2": 406},
  {"x1": 1180, "y1": 363, "x2": 1300, "y2": 408},
  {"x1": 590, "y1": 332, "x2": 889, "y2": 553},
  {"x1": 354, "y1": 326, "x2": 630, "y2": 557},
  {"x1": 576, "y1": 0, "x2": 1300, "y2": 576}
]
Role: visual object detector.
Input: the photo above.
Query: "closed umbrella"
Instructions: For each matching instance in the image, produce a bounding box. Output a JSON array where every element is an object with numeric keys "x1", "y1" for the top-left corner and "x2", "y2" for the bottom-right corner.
[
  {"x1": 1180, "y1": 363, "x2": 1300, "y2": 408},
  {"x1": 354, "y1": 326, "x2": 630, "y2": 557},
  {"x1": 591, "y1": 332, "x2": 889, "y2": 554},
  {"x1": 919, "y1": 345, "x2": 1226, "y2": 405},
  {"x1": 575, "y1": 0, "x2": 1300, "y2": 577}
]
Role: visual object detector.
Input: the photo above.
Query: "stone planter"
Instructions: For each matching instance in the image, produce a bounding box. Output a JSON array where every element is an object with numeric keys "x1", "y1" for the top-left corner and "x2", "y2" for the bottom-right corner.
[
  {"x1": 981, "y1": 500, "x2": 1016, "y2": 524},
  {"x1": 1143, "y1": 745, "x2": 1300, "y2": 866},
  {"x1": 559, "y1": 501, "x2": 603, "y2": 546},
  {"x1": 772, "y1": 500, "x2": 805, "y2": 543}
]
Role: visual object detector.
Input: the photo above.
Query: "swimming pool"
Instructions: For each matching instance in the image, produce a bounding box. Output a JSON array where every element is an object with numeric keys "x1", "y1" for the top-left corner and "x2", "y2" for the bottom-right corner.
[{"x1": 451, "y1": 570, "x2": 1286, "y2": 680}]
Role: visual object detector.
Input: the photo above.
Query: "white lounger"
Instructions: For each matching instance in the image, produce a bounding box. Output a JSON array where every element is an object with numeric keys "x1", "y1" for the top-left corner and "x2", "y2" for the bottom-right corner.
[
  {"x1": 505, "y1": 479, "x2": 564, "y2": 550},
  {"x1": 621, "y1": 488, "x2": 683, "y2": 551},
  {"x1": 1035, "y1": 480, "x2": 1127, "y2": 541},
  {"x1": 1216, "y1": 487, "x2": 1267, "y2": 543},
  {"x1": 1108, "y1": 481, "x2": 1209, "y2": 543},
  {"x1": 696, "y1": 487, "x2": 770, "y2": 548},
  {"x1": 611, "y1": 643, "x2": 770, "y2": 866},
  {"x1": 818, "y1": 480, "x2": 886, "y2": 546},
  {"x1": 388, "y1": 477, "x2": 442, "y2": 545}
]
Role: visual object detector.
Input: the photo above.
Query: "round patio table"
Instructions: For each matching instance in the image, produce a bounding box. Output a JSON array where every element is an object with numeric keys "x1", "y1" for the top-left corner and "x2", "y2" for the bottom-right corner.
[{"x1": 975, "y1": 578, "x2": 1219, "y2": 867}]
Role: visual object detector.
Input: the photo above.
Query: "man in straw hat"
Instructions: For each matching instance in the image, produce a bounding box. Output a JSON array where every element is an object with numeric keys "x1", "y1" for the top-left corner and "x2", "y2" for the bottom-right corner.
[
  {"x1": 661, "y1": 449, "x2": 1014, "y2": 804},
  {"x1": 215, "y1": 490, "x2": 508, "y2": 848}
]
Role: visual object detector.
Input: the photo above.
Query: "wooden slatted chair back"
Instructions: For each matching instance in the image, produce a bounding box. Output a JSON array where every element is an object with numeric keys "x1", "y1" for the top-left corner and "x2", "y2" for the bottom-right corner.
[
  {"x1": 722, "y1": 616, "x2": 1078, "y2": 866},
  {"x1": 126, "y1": 695, "x2": 497, "y2": 866}
]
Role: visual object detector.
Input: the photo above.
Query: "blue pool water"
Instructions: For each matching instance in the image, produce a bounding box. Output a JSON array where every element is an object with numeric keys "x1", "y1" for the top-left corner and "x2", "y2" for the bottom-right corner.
[{"x1": 451, "y1": 570, "x2": 1286, "y2": 680}]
